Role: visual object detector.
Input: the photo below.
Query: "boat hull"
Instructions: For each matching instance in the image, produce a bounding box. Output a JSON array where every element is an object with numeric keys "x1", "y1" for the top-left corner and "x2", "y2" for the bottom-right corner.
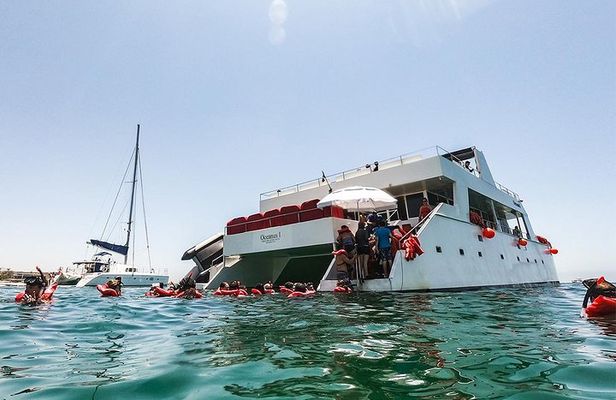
[{"x1": 76, "y1": 273, "x2": 169, "y2": 287}]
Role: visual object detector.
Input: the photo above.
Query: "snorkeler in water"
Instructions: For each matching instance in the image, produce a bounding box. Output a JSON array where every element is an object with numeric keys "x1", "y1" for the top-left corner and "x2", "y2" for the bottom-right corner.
[{"x1": 20, "y1": 266, "x2": 49, "y2": 305}]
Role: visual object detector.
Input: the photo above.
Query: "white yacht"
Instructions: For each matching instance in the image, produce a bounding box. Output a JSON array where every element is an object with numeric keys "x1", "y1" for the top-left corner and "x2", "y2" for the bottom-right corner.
[
  {"x1": 182, "y1": 146, "x2": 559, "y2": 292},
  {"x1": 75, "y1": 125, "x2": 169, "y2": 288}
]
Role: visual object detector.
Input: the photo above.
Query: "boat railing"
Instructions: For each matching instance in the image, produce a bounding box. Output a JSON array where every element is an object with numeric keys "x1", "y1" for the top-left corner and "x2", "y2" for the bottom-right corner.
[
  {"x1": 495, "y1": 182, "x2": 520, "y2": 201},
  {"x1": 261, "y1": 146, "x2": 451, "y2": 200},
  {"x1": 398, "y1": 202, "x2": 446, "y2": 245}
]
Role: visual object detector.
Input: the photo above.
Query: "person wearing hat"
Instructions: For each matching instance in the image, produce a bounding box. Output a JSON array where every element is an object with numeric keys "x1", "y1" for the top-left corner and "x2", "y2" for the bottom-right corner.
[{"x1": 21, "y1": 266, "x2": 48, "y2": 305}]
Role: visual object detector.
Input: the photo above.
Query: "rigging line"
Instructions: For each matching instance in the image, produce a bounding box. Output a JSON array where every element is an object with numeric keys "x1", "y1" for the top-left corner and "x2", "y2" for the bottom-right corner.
[
  {"x1": 105, "y1": 198, "x2": 131, "y2": 242},
  {"x1": 138, "y1": 154, "x2": 152, "y2": 269},
  {"x1": 101, "y1": 152, "x2": 135, "y2": 239},
  {"x1": 132, "y1": 206, "x2": 136, "y2": 267}
]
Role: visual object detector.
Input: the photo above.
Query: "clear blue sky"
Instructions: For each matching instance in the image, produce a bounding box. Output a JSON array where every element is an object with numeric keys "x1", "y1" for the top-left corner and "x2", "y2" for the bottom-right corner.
[{"x1": 1, "y1": 1, "x2": 614, "y2": 281}]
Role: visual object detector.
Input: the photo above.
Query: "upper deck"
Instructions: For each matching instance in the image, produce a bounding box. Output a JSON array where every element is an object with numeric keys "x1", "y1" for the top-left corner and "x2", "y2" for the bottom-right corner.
[{"x1": 259, "y1": 146, "x2": 520, "y2": 212}]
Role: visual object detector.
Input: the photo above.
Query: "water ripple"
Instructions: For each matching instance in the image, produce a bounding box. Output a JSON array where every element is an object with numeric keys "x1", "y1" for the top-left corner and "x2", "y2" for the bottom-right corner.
[{"x1": 0, "y1": 284, "x2": 614, "y2": 399}]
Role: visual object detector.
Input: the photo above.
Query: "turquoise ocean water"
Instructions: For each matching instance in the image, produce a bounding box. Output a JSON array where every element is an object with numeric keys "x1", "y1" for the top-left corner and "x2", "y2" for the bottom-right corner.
[{"x1": 1, "y1": 283, "x2": 614, "y2": 399}]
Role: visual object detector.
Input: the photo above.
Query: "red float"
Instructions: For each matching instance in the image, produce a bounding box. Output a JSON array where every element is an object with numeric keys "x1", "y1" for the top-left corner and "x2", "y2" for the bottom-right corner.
[
  {"x1": 518, "y1": 238, "x2": 528, "y2": 246},
  {"x1": 96, "y1": 284, "x2": 120, "y2": 297},
  {"x1": 584, "y1": 295, "x2": 616, "y2": 318},
  {"x1": 549, "y1": 248, "x2": 559, "y2": 255},
  {"x1": 482, "y1": 228, "x2": 496, "y2": 239}
]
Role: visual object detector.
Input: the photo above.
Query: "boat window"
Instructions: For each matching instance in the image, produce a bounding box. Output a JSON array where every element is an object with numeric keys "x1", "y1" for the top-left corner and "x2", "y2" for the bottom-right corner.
[
  {"x1": 395, "y1": 196, "x2": 408, "y2": 220},
  {"x1": 405, "y1": 193, "x2": 424, "y2": 218}
]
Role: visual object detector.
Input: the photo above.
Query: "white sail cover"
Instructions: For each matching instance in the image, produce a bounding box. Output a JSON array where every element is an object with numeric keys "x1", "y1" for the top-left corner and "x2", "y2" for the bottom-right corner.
[{"x1": 317, "y1": 186, "x2": 397, "y2": 211}]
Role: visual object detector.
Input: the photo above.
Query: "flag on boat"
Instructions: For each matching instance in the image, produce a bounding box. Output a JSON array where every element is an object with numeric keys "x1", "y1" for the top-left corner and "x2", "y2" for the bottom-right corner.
[{"x1": 89, "y1": 239, "x2": 129, "y2": 256}]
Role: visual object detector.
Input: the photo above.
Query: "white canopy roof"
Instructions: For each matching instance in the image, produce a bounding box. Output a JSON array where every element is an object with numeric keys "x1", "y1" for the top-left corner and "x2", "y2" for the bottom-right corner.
[{"x1": 317, "y1": 186, "x2": 397, "y2": 212}]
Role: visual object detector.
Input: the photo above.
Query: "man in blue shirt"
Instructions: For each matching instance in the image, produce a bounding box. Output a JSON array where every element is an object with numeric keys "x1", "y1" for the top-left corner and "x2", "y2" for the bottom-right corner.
[{"x1": 374, "y1": 220, "x2": 394, "y2": 277}]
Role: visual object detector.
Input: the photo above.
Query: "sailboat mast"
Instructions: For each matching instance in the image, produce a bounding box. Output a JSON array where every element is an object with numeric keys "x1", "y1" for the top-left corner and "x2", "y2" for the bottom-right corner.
[{"x1": 124, "y1": 124, "x2": 140, "y2": 264}]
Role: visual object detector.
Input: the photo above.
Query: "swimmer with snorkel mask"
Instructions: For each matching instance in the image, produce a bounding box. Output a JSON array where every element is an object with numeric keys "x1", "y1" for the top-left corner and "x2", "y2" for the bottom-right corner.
[{"x1": 21, "y1": 266, "x2": 49, "y2": 305}]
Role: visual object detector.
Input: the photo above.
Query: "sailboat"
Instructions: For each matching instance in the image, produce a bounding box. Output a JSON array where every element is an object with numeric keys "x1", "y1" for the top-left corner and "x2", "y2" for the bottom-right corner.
[{"x1": 75, "y1": 125, "x2": 169, "y2": 287}]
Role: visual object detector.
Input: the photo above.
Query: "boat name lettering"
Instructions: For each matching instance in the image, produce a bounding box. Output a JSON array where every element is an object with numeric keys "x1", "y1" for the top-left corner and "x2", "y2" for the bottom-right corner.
[{"x1": 260, "y1": 232, "x2": 281, "y2": 244}]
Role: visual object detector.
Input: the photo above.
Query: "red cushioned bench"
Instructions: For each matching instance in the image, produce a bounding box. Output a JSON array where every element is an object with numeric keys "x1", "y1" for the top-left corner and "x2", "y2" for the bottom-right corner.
[
  {"x1": 299, "y1": 199, "x2": 324, "y2": 222},
  {"x1": 246, "y1": 212, "x2": 269, "y2": 231},
  {"x1": 227, "y1": 216, "x2": 247, "y2": 234}
]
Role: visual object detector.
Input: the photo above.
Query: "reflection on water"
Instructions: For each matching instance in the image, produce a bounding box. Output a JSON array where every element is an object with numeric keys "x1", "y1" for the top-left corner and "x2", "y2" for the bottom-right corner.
[{"x1": 0, "y1": 284, "x2": 614, "y2": 399}]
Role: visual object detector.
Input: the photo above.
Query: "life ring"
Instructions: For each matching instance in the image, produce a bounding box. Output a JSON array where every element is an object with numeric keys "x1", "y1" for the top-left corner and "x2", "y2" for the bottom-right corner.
[
  {"x1": 334, "y1": 286, "x2": 351, "y2": 293},
  {"x1": 251, "y1": 288, "x2": 263, "y2": 295},
  {"x1": 96, "y1": 284, "x2": 120, "y2": 297}
]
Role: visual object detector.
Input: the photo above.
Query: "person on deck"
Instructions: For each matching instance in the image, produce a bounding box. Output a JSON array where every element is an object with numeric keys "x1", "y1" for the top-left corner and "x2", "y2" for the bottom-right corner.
[
  {"x1": 464, "y1": 161, "x2": 474, "y2": 173},
  {"x1": 355, "y1": 222, "x2": 371, "y2": 279},
  {"x1": 418, "y1": 198, "x2": 432, "y2": 221},
  {"x1": 337, "y1": 225, "x2": 356, "y2": 254},
  {"x1": 374, "y1": 221, "x2": 394, "y2": 278},
  {"x1": 512, "y1": 226, "x2": 522, "y2": 238}
]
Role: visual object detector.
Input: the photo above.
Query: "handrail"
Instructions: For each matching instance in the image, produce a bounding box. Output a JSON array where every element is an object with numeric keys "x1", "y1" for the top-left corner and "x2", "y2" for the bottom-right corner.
[
  {"x1": 210, "y1": 254, "x2": 224, "y2": 268},
  {"x1": 260, "y1": 146, "x2": 440, "y2": 200},
  {"x1": 398, "y1": 202, "x2": 446, "y2": 245}
]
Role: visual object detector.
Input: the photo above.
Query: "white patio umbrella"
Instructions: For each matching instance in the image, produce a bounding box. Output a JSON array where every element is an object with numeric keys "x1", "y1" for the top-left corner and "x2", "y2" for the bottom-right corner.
[{"x1": 316, "y1": 186, "x2": 397, "y2": 211}]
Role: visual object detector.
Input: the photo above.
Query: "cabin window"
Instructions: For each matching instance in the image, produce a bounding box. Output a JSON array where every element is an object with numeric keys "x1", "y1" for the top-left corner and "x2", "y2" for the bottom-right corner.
[
  {"x1": 459, "y1": 249, "x2": 465, "y2": 255},
  {"x1": 500, "y1": 254, "x2": 504, "y2": 260},
  {"x1": 405, "y1": 193, "x2": 425, "y2": 218},
  {"x1": 395, "y1": 196, "x2": 408, "y2": 220},
  {"x1": 526, "y1": 258, "x2": 530, "y2": 263},
  {"x1": 436, "y1": 246, "x2": 442, "y2": 253},
  {"x1": 517, "y1": 256, "x2": 520, "y2": 262},
  {"x1": 477, "y1": 235, "x2": 483, "y2": 242},
  {"x1": 478, "y1": 251, "x2": 482, "y2": 257}
]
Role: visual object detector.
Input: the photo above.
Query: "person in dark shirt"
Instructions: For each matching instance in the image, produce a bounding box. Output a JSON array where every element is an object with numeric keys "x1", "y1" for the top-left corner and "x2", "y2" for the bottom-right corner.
[{"x1": 355, "y1": 222, "x2": 371, "y2": 279}]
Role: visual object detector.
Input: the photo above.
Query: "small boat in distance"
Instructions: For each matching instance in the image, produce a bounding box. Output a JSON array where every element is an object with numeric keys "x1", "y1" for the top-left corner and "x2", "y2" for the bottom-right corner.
[
  {"x1": 75, "y1": 125, "x2": 168, "y2": 287},
  {"x1": 55, "y1": 265, "x2": 83, "y2": 285}
]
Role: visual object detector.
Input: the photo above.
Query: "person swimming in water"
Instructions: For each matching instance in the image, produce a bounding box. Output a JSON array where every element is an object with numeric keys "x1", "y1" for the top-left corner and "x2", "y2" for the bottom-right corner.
[
  {"x1": 105, "y1": 276, "x2": 123, "y2": 295},
  {"x1": 20, "y1": 266, "x2": 48, "y2": 305}
]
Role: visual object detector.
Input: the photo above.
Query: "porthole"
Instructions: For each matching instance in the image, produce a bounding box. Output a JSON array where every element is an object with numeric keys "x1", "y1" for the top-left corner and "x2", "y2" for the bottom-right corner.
[
  {"x1": 526, "y1": 258, "x2": 530, "y2": 263},
  {"x1": 517, "y1": 256, "x2": 520, "y2": 262},
  {"x1": 459, "y1": 249, "x2": 465, "y2": 256},
  {"x1": 500, "y1": 254, "x2": 504, "y2": 260},
  {"x1": 478, "y1": 251, "x2": 482, "y2": 257},
  {"x1": 436, "y1": 246, "x2": 442, "y2": 253}
]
